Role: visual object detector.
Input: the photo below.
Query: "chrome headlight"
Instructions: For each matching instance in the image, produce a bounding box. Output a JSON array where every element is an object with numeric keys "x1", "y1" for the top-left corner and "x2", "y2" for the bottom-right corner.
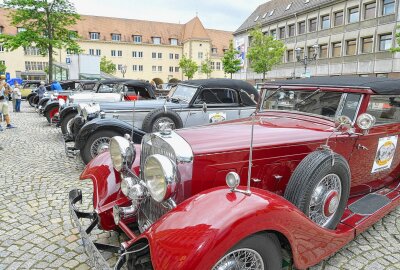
[
  {"x1": 121, "y1": 176, "x2": 145, "y2": 200},
  {"x1": 143, "y1": 154, "x2": 176, "y2": 203},
  {"x1": 109, "y1": 136, "x2": 136, "y2": 172},
  {"x1": 77, "y1": 103, "x2": 89, "y2": 116},
  {"x1": 357, "y1": 113, "x2": 376, "y2": 130}
]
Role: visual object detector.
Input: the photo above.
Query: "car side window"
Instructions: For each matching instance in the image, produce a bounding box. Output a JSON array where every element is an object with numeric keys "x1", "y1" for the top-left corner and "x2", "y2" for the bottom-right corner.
[
  {"x1": 367, "y1": 95, "x2": 400, "y2": 125},
  {"x1": 127, "y1": 86, "x2": 151, "y2": 99},
  {"x1": 98, "y1": 85, "x2": 112, "y2": 93},
  {"x1": 195, "y1": 88, "x2": 238, "y2": 105}
]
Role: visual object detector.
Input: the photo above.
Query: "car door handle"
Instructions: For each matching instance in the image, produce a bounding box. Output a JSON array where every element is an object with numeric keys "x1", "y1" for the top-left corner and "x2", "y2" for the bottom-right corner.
[
  {"x1": 189, "y1": 112, "x2": 197, "y2": 115},
  {"x1": 357, "y1": 144, "x2": 369, "y2": 150}
]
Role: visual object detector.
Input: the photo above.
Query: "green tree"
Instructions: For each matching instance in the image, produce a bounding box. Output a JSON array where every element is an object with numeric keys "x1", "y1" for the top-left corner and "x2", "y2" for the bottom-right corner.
[
  {"x1": 246, "y1": 26, "x2": 285, "y2": 81},
  {"x1": 222, "y1": 40, "x2": 242, "y2": 78},
  {"x1": 0, "y1": 62, "x2": 6, "y2": 74},
  {"x1": 179, "y1": 55, "x2": 198, "y2": 80},
  {"x1": 200, "y1": 57, "x2": 212, "y2": 79},
  {"x1": 391, "y1": 26, "x2": 400, "y2": 53},
  {"x1": 0, "y1": 0, "x2": 81, "y2": 81},
  {"x1": 100, "y1": 56, "x2": 116, "y2": 75}
]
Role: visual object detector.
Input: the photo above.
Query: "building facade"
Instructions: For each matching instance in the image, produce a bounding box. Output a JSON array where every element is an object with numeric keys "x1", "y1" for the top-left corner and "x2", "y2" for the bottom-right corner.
[
  {"x1": 0, "y1": 8, "x2": 232, "y2": 82},
  {"x1": 234, "y1": 0, "x2": 400, "y2": 81}
]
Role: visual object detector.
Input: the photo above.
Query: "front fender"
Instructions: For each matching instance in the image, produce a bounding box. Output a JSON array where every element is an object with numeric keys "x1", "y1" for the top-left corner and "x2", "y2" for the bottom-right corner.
[
  {"x1": 75, "y1": 118, "x2": 145, "y2": 150},
  {"x1": 59, "y1": 105, "x2": 77, "y2": 120},
  {"x1": 43, "y1": 100, "x2": 59, "y2": 114},
  {"x1": 143, "y1": 187, "x2": 355, "y2": 270}
]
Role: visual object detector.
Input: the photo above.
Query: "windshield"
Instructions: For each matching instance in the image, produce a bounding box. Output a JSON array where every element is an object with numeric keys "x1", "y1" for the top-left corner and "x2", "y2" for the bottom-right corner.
[
  {"x1": 262, "y1": 88, "x2": 344, "y2": 119},
  {"x1": 168, "y1": 85, "x2": 197, "y2": 103}
]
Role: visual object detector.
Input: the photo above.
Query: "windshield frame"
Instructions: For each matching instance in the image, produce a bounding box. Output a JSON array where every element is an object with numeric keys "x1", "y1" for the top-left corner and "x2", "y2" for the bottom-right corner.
[{"x1": 260, "y1": 87, "x2": 363, "y2": 123}]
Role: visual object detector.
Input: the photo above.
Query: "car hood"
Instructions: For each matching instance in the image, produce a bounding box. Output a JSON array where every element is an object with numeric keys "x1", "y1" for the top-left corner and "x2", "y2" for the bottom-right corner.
[
  {"x1": 70, "y1": 92, "x2": 121, "y2": 103},
  {"x1": 99, "y1": 99, "x2": 185, "y2": 111},
  {"x1": 175, "y1": 112, "x2": 335, "y2": 155}
]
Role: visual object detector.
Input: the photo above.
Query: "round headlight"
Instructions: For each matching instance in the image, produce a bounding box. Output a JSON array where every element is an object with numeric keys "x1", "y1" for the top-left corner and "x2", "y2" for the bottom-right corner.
[
  {"x1": 109, "y1": 136, "x2": 136, "y2": 172},
  {"x1": 357, "y1": 113, "x2": 376, "y2": 130},
  {"x1": 144, "y1": 154, "x2": 176, "y2": 203},
  {"x1": 226, "y1": 172, "x2": 240, "y2": 190}
]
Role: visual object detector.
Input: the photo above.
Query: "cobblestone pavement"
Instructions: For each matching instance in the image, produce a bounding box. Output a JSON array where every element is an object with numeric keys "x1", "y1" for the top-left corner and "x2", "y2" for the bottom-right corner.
[{"x1": 0, "y1": 102, "x2": 399, "y2": 270}]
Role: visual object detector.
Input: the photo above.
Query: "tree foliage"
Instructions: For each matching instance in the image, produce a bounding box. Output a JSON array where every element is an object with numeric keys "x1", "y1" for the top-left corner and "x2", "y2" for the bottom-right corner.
[
  {"x1": 100, "y1": 56, "x2": 116, "y2": 75},
  {"x1": 169, "y1": 78, "x2": 180, "y2": 83},
  {"x1": 152, "y1": 77, "x2": 163, "y2": 85},
  {"x1": 200, "y1": 57, "x2": 212, "y2": 79},
  {"x1": 0, "y1": 62, "x2": 6, "y2": 74},
  {"x1": 246, "y1": 26, "x2": 285, "y2": 81},
  {"x1": 222, "y1": 40, "x2": 241, "y2": 78},
  {"x1": 179, "y1": 55, "x2": 198, "y2": 80},
  {"x1": 0, "y1": 0, "x2": 81, "y2": 81},
  {"x1": 390, "y1": 26, "x2": 400, "y2": 53}
]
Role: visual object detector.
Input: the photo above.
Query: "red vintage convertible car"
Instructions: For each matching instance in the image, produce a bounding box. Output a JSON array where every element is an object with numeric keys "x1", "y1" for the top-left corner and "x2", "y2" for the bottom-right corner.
[{"x1": 69, "y1": 76, "x2": 400, "y2": 270}]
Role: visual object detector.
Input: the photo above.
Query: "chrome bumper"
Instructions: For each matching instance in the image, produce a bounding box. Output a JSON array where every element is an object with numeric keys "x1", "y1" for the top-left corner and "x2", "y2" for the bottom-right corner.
[{"x1": 68, "y1": 189, "x2": 125, "y2": 270}]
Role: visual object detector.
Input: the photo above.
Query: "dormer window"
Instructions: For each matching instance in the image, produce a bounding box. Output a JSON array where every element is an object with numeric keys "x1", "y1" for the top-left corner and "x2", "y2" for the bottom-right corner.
[
  {"x1": 0, "y1": 26, "x2": 3, "y2": 34},
  {"x1": 133, "y1": 35, "x2": 142, "y2": 43},
  {"x1": 286, "y1": 2, "x2": 293, "y2": 10},
  {"x1": 269, "y1": 10, "x2": 275, "y2": 16},
  {"x1": 170, "y1": 38, "x2": 178, "y2": 45},
  {"x1": 89, "y1": 32, "x2": 100, "y2": 40},
  {"x1": 152, "y1": 37, "x2": 161, "y2": 45},
  {"x1": 17, "y1": 27, "x2": 26, "y2": 33},
  {"x1": 212, "y1": 48, "x2": 218, "y2": 54},
  {"x1": 254, "y1": 15, "x2": 259, "y2": 21},
  {"x1": 262, "y1": 13, "x2": 268, "y2": 19},
  {"x1": 112, "y1": 33, "x2": 121, "y2": 42},
  {"x1": 69, "y1": 30, "x2": 78, "y2": 39}
]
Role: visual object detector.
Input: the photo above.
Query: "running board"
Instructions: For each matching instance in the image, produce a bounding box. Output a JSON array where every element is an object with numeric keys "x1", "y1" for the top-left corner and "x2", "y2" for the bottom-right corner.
[{"x1": 348, "y1": 193, "x2": 391, "y2": 215}]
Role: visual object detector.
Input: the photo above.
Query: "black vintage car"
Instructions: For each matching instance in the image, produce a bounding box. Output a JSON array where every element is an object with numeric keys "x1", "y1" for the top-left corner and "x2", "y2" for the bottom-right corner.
[
  {"x1": 68, "y1": 79, "x2": 259, "y2": 164},
  {"x1": 58, "y1": 79, "x2": 156, "y2": 134}
]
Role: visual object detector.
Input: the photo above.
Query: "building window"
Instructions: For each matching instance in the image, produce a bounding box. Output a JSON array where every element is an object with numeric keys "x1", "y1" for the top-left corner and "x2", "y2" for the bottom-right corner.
[
  {"x1": 288, "y1": 24, "x2": 295, "y2": 37},
  {"x1": 170, "y1": 38, "x2": 178, "y2": 45},
  {"x1": 89, "y1": 32, "x2": 100, "y2": 40},
  {"x1": 361, "y1": 37, "x2": 373, "y2": 53},
  {"x1": 138, "y1": 52, "x2": 143, "y2": 58},
  {"x1": 133, "y1": 65, "x2": 137, "y2": 72},
  {"x1": 198, "y1": 52, "x2": 203, "y2": 59},
  {"x1": 279, "y1": 27, "x2": 285, "y2": 39},
  {"x1": 112, "y1": 33, "x2": 121, "y2": 41},
  {"x1": 152, "y1": 52, "x2": 157, "y2": 59},
  {"x1": 334, "y1": 11, "x2": 344, "y2": 26},
  {"x1": 152, "y1": 37, "x2": 161, "y2": 44},
  {"x1": 0, "y1": 27, "x2": 3, "y2": 34},
  {"x1": 216, "y1": 62, "x2": 221, "y2": 70},
  {"x1": 111, "y1": 50, "x2": 116, "y2": 57},
  {"x1": 117, "y1": 64, "x2": 123, "y2": 71},
  {"x1": 321, "y1": 15, "x2": 330, "y2": 29},
  {"x1": 139, "y1": 65, "x2": 143, "y2": 72},
  {"x1": 319, "y1": 44, "x2": 328, "y2": 59},
  {"x1": 346, "y1": 40, "x2": 357, "y2": 55},
  {"x1": 348, "y1": 7, "x2": 359, "y2": 23},
  {"x1": 158, "y1": 52, "x2": 162, "y2": 59},
  {"x1": 212, "y1": 48, "x2": 218, "y2": 54},
  {"x1": 17, "y1": 27, "x2": 26, "y2": 33},
  {"x1": 169, "y1": 66, "x2": 174, "y2": 72},
  {"x1": 132, "y1": 51, "x2": 137, "y2": 58},
  {"x1": 133, "y1": 35, "x2": 142, "y2": 43},
  {"x1": 376, "y1": 73, "x2": 388, "y2": 78},
  {"x1": 118, "y1": 50, "x2": 122, "y2": 57},
  {"x1": 270, "y1": 29, "x2": 276, "y2": 39},
  {"x1": 298, "y1": 21, "x2": 305, "y2": 34},
  {"x1": 379, "y1": 34, "x2": 392, "y2": 51},
  {"x1": 287, "y1": 50, "x2": 294, "y2": 62},
  {"x1": 382, "y1": 0, "x2": 395, "y2": 15},
  {"x1": 175, "y1": 67, "x2": 179, "y2": 72},
  {"x1": 0, "y1": 44, "x2": 4, "y2": 53},
  {"x1": 175, "y1": 54, "x2": 179, "y2": 59},
  {"x1": 89, "y1": 49, "x2": 94, "y2": 55},
  {"x1": 211, "y1": 62, "x2": 215, "y2": 70},
  {"x1": 152, "y1": 66, "x2": 157, "y2": 72},
  {"x1": 24, "y1": 46, "x2": 40, "y2": 56},
  {"x1": 169, "y1": 53, "x2": 173, "y2": 59},
  {"x1": 96, "y1": 49, "x2": 101, "y2": 56},
  {"x1": 364, "y1": 2, "x2": 376, "y2": 19},
  {"x1": 158, "y1": 66, "x2": 162, "y2": 72},
  {"x1": 24, "y1": 61, "x2": 48, "y2": 71},
  {"x1": 332, "y1": 42, "x2": 342, "y2": 57},
  {"x1": 309, "y1": 18, "x2": 317, "y2": 32}
]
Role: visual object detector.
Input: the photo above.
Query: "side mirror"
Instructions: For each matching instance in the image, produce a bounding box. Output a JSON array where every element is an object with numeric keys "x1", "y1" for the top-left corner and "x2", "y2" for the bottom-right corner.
[
  {"x1": 202, "y1": 102, "x2": 207, "y2": 113},
  {"x1": 334, "y1": 115, "x2": 352, "y2": 133},
  {"x1": 356, "y1": 113, "x2": 376, "y2": 135}
]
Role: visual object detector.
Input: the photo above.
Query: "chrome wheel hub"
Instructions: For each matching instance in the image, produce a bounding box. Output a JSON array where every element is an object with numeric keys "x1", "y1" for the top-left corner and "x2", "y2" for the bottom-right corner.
[
  {"x1": 309, "y1": 173, "x2": 342, "y2": 227},
  {"x1": 90, "y1": 137, "x2": 110, "y2": 157},
  {"x1": 152, "y1": 117, "x2": 175, "y2": 132},
  {"x1": 212, "y1": 248, "x2": 264, "y2": 270}
]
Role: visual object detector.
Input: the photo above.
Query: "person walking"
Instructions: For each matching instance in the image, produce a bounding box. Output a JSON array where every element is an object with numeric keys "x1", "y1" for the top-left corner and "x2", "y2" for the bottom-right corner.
[
  {"x1": 13, "y1": 83, "x2": 22, "y2": 112},
  {"x1": 0, "y1": 75, "x2": 16, "y2": 131}
]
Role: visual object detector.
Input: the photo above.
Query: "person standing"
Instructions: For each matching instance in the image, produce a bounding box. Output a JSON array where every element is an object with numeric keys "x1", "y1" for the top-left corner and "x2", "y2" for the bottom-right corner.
[
  {"x1": 37, "y1": 81, "x2": 46, "y2": 101},
  {"x1": 13, "y1": 83, "x2": 22, "y2": 112},
  {"x1": 0, "y1": 75, "x2": 16, "y2": 131},
  {"x1": 51, "y1": 80, "x2": 62, "y2": 92}
]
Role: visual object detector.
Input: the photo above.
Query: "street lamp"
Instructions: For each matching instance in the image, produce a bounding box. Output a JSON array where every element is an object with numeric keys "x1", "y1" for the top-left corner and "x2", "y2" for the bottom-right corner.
[
  {"x1": 120, "y1": 65, "x2": 127, "y2": 78},
  {"x1": 295, "y1": 43, "x2": 319, "y2": 77}
]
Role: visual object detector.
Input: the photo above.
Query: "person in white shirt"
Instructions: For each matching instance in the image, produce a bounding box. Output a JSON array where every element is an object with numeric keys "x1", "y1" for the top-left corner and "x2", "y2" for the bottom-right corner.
[{"x1": 13, "y1": 83, "x2": 22, "y2": 112}]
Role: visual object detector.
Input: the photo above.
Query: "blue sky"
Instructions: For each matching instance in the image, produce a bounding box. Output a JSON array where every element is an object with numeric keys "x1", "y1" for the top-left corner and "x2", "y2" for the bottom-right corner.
[{"x1": 69, "y1": 0, "x2": 267, "y2": 31}]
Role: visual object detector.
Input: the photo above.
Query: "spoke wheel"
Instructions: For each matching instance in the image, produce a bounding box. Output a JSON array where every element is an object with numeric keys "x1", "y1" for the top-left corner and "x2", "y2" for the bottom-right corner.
[
  {"x1": 309, "y1": 173, "x2": 341, "y2": 227},
  {"x1": 90, "y1": 137, "x2": 110, "y2": 157},
  {"x1": 152, "y1": 117, "x2": 176, "y2": 132},
  {"x1": 213, "y1": 248, "x2": 264, "y2": 270}
]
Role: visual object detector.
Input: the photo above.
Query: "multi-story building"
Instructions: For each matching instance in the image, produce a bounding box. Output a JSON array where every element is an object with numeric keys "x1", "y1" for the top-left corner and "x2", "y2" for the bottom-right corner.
[
  {"x1": 0, "y1": 8, "x2": 232, "y2": 81},
  {"x1": 234, "y1": 0, "x2": 400, "y2": 81}
]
